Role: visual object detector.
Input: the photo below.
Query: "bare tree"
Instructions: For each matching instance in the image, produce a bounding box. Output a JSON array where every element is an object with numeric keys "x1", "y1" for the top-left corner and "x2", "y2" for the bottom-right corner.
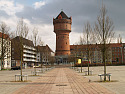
[
  {"x1": 94, "y1": 5, "x2": 114, "y2": 81},
  {"x1": 79, "y1": 22, "x2": 95, "y2": 74},
  {"x1": 38, "y1": 38, "x2": 44, "y2": 46},
  {"x1": 32, "y1": 27, "x2": 39, "y2": 75},
  {"x1": 71, "y1": 45, "x2": 79, "y2": 70},
  {"x1": 117, "y1": 34, "x2": 122, "y2": 43},
  {"x1": 16, "y1": 18, "x2": 29, "y2": 81},
  {"x1": 0, "y1": 22, "x2": 11, "y2": 70},
  {"x1": 84, "y1": 22, "x2": 93, "y2": 75}
]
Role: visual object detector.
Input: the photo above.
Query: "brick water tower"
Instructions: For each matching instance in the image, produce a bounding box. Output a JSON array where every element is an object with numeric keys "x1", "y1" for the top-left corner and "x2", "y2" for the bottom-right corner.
[{"x1": 53, "y1": 11, "x2": 72, "y2": 56}]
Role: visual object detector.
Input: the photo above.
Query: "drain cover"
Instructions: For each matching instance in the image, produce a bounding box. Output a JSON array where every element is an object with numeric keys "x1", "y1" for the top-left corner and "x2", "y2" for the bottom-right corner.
[{"x1": 56, "y1": 84, "x2": 67, "y2": 86}]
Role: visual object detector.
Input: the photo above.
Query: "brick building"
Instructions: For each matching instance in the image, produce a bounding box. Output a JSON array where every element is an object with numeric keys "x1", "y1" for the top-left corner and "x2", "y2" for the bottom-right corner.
[
  {"x1": 70, "y1": 43, "x2": 125, "y2": 64},
  {"x1": 111, "y1": 43, "x2": 125, "y2": 63},
  {"x1": 53, "y1": 11, "x2": 72, "y2": 64},
  {"x1": 53, "y1": 11, "x2": 72, "y2": 55}
]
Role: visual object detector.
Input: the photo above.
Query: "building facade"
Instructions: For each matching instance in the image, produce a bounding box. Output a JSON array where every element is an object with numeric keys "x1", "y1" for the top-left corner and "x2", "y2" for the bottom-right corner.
[
  {"x1": 36, "y1": 45, "x2": 55, "y2": 65},
  {"x1": 70, "y1": 44, "x2": 112, "y2": 64},
  {"x1": 70, "y1": 43, "x2": 125, "y2": 64},
  {"x1": 53, "y1": 11, "x2": 72, "y2": 56},
  {"x1": 0, "y1": 32, "x2": 11, "y2": 70},
  {"x1": 53, "y1": 11, "x2": 72, "y2": 64},
  {"x1": 11, "y1": 36, "x2": 36, "y2": 68},
  {"x1": 111, "y1": 43, "x2": 125, "y2": 63}
]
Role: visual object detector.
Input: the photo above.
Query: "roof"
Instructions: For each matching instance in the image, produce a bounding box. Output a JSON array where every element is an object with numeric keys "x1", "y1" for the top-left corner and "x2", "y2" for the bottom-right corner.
[
  {"x1": 0, "y1": 32, "x2": 10, "y2": 39},
  {"x1": 11, "y1": 36, "x2": 34, "y2": 47},
  {"x1": 70, "y1": 43, "x2": 125, "y2": 50},
  {"x1": 55, "y1": 11, "x2": 69, "y2": 19},
  {"x1": 36, "y1": 45, "x2": 54, "y2": 53}
]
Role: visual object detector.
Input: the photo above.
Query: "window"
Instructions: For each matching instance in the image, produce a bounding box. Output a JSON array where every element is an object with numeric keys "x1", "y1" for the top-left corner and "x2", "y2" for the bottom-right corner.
[{"x1": 7, "y1": 61, "x2": 9, "y2": 65}]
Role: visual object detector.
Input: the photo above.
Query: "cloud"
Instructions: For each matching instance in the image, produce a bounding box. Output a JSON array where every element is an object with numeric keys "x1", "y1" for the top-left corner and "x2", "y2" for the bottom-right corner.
[
  {"x1": 12, "y1": 0, "x2": 125, "y2": 50},
  {"x1": 0, "y1": 0, "x2": 24, "y2": 16},
  {"x1": 1, "y1": 0, "x2": 125, "y2": 51},
  {"x1": 34, "y1": 1, "x2": 45, "y2": 9}
]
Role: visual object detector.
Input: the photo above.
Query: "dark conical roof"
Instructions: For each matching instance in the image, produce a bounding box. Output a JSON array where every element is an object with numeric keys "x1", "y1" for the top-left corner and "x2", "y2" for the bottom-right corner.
[{"x1": 56, "y1": 11, "x2": 69, "y2": 19}]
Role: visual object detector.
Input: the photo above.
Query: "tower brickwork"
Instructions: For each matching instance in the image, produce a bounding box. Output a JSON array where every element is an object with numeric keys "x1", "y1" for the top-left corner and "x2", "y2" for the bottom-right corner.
[{"x1": 53, "y1": 11, "x2": 72, "y2": 56}]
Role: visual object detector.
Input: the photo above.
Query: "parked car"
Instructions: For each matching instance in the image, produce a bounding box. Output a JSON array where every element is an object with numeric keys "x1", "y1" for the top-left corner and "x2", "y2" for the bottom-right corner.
[{"x1": 11, "y1": 66, "x2": 21, "y2": 70}]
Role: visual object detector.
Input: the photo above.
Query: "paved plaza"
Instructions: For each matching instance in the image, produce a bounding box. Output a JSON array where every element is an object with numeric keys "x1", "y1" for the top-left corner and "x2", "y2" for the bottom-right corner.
[
  {"x1": 80, "y1": 66, "x2": 125, "y2": 94},
  {"x1": 1, "y1": 66, "x2": 125, "y2": 94},
  {"x1": 0, "y1": 67, "x2": 116, "y2": 94}
]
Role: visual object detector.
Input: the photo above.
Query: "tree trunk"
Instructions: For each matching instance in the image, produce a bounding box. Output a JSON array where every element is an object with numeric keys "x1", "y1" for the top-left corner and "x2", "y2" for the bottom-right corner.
[
  {"x1": 88, "y1": 60, "x2": 90, "y2": 75},
  {"x1": 103, "y1": 46, "x2": 106, "y2": 81},
  {"x1": 81, "y1": 58, "x2": 82, "y2": 73},
  {"x1": 1, "y1": 59, "x2": 2, "y2": 70},
  {"x1": 1, "y1": 32, "x2": 3, "y2": 69},
  {"x1": 20, "y1": 38, "x2": 23, "y2": 81}
]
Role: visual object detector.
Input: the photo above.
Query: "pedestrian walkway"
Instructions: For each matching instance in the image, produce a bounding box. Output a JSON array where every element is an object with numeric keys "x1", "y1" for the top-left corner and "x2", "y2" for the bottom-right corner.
[{"x1": 13, "y1": 68, "x2": 115, "y2": 94}]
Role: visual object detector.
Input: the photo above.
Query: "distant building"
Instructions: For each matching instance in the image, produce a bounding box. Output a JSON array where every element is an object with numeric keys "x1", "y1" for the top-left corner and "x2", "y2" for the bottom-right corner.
[
  {"x1": 111, "y1": 43, "x2": 125, "y2": 63},
  {"x1": 36, "y1": 45, "x2": 55, "y2": 65},
  {"x1": 11, "y1": 36, "x2": 36, "y2": 68},
  {"x1": 0, "y1": 32, "x2": 11, "y2": 70},
  {"x1": 53, "y1": 11, "x2": 72, "y2": 64},
  {"x1": 70, "y1": 43, "x2": 125, "y2": 64}
]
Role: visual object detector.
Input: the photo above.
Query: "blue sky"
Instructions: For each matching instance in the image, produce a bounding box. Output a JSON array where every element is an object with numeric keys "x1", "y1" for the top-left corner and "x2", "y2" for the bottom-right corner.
[{"x1": 0, "y1": 0, "x2": 125, "y2": 51}]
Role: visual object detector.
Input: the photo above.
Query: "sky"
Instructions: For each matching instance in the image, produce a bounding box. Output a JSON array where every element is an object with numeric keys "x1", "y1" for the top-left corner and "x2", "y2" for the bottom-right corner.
[{"x1": 0, "y1": 0, "x2": 125, "y2": 51}]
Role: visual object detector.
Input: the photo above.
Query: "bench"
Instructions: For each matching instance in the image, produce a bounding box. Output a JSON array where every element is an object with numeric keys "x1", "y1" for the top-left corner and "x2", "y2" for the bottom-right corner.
[
  {"x1": 78, "y1": 69, "x2": 84, "y2": 73},
  {"x1": 39, "y1": 68, "x2": 46, "y2": 73},
  {"x1": 84, "y1": 70, "x2": 93, "y2": 75},
  {"x1": 15, "y1": 74, "x2": 28, "y2": 81},
  {"x1": 98, "y1": 73, "x2": 111, "y2": 81},
  {"x1": 31, "y1": 71, "x2": 42, "y2": 75}
]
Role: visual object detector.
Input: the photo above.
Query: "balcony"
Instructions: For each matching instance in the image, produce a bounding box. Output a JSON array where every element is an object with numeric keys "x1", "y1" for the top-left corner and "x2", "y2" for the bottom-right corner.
[
  {"x1": 23, "y1": 45, "x2": 36, "y2": 51},
  {"x1": 23, "y1": 54, "x2": 36, "y2": 58},
  {"x1": 23, "y1": 58, "x2": 36, "y2": 62},
  {"x1": 23, "y1": 50, "x2": 36, "y2": 54}
]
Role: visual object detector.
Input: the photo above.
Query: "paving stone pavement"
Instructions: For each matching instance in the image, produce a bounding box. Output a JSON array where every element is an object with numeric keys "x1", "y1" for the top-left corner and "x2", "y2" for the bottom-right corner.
[{"x1": 13, "y1": 68, "x2": 115, "y2": 94}]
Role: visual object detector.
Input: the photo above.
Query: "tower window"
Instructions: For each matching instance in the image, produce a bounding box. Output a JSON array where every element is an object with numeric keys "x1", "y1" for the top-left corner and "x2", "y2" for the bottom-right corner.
[
  {"x1": 66, "y1": 42, "x2": 67, "y2": 44},
  {"x1": 58, "y1": 14, "x2": 62, "y2": 19}
]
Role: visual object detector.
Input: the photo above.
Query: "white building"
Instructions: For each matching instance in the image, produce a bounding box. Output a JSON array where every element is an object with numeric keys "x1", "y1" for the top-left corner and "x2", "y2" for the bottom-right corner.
[{"x1": 0, "y1": 32, "x2": 11, "y2": 70}]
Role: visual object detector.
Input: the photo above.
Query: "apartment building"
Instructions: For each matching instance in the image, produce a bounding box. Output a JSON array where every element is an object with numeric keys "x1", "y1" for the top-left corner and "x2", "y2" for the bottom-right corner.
[
  {"x1": 111, "y1": 43, "x2": 125, "y2": 63},
  {"x1": 36, "y1": 45, "x2": 55, "y2": 65},
  {"x1": 70, "y1": 44, "x2": 112, "y2": 64},
  {"x1": 11, "y1": 36, "x2": 36, "y2": 68},
  {"x1": 0, "y1": 32, "x2": 11, "y2": 70}
]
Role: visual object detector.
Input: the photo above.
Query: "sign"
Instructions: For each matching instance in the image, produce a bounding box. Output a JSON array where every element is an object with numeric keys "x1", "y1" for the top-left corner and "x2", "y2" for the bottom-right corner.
[{"x1": 78, "y1": 59, "x2": 81, "y2": 64}]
